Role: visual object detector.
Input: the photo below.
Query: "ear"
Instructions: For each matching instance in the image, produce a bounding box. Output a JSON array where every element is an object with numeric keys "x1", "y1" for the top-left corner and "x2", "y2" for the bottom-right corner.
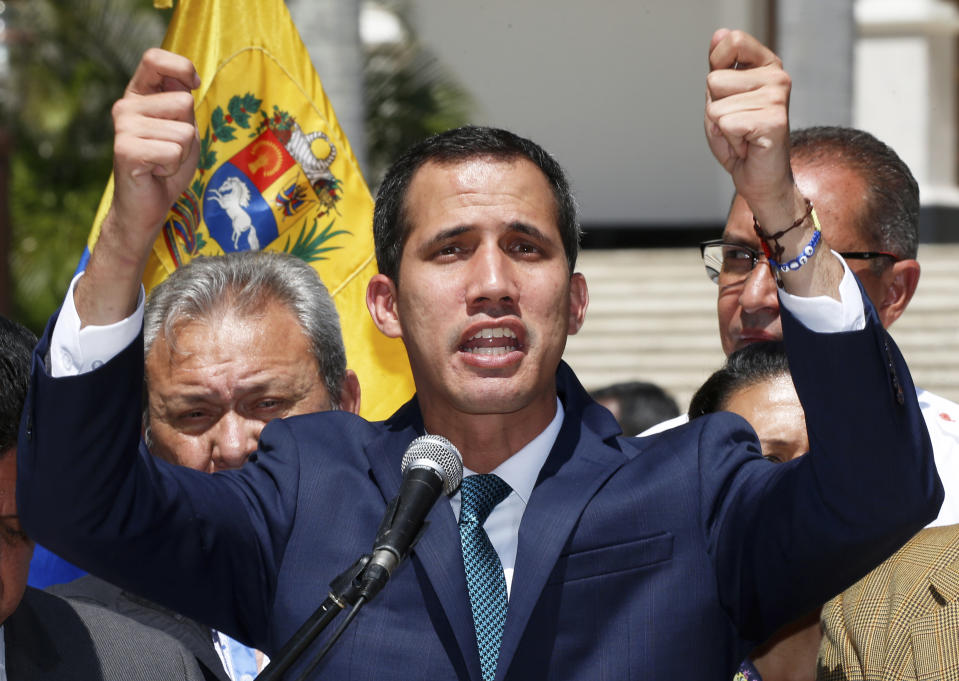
[
  {"x1": 567, "y1": 273, "x2": 589, "y2": 335},
  {"x1": 337, "y1": 369, "x2": 362, "y2": 415},
  {"x1": 366, "y1": 274, "x2": 403, "y2": 338},
  {"x1": 877, "y1": 258, "x2": 920, "y2": 328}
]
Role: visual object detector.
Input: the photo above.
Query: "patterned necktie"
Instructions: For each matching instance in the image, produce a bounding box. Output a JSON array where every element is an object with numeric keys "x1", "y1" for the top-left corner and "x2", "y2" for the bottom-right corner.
[{"x1": 458, "y1": 473, "x2": 512, "y2": 681}]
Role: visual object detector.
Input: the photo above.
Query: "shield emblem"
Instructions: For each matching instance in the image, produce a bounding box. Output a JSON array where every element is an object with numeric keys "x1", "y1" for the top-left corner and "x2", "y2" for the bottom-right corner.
[{"x1": 203, "y1": 128, "x2": 298, "y2": 253}]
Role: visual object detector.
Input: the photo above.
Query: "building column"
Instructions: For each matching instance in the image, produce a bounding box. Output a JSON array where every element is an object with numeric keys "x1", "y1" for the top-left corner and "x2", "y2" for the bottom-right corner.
[
  {"x1": 855, "y1": 0, "x2": 959, "y2": 240},
  {"x1": 286, "y1": 0, "x2": 368, "y2": 173},
  {"x1": 776, "y1": 0, "x2": 856, "y2": 128}
]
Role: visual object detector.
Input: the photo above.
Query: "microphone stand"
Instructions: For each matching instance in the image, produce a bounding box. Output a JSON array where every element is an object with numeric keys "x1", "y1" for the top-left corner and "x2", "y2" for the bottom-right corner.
[
  {"x1": 255, "y1": 495, "x2": 432, "y2": 679},
  {"x1": 255, "y1": 555, "x2": 371, "y2": 680}
]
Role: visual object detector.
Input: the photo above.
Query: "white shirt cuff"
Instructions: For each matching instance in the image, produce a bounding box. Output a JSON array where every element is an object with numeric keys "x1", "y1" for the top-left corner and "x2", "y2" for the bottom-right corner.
[
  {"x1": 50, "y1": 272, "x2": 145, "y2": 377},
  {"x1": 778, "y1": 251, "x2": 865, "y2": 333}
]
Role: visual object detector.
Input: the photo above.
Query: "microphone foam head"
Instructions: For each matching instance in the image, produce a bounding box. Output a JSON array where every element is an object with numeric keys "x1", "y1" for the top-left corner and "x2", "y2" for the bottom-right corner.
[{"x1": 401, "y1": 434, "x2": 464, "y2": 496}]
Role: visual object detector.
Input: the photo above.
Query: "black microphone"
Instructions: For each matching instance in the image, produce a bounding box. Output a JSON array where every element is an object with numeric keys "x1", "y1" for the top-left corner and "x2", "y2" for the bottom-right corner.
[{"x1": 360, "y1": 434, "x2": 463, "y2": 599}]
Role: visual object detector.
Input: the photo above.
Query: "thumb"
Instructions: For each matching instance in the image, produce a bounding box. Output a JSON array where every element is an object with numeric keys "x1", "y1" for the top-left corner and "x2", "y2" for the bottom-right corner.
[{"x1": 710, "y1": 28, "x2": 731, "y2": 54}]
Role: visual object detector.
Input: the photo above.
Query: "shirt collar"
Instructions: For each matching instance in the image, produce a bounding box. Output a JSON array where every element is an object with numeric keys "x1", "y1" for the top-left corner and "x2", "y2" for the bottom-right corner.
[{"x1": 462, "y1": 396, "x2": 564, "y2": 504}]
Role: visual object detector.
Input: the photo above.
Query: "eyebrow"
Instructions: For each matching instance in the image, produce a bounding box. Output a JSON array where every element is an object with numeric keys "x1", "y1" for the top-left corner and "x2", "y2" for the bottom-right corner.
[
  {"x1": 759, "y1": 437, "x2": 805, "y2": 453},
  {"x1": 507, "y1": 221, "x2": 551, "y2": 243},
  {"x1": 419, "y1": 226, "x2": 473, "y2": 252},
  {"x1": 418, "y1": 221, "x2": 552, "y2": 252}
]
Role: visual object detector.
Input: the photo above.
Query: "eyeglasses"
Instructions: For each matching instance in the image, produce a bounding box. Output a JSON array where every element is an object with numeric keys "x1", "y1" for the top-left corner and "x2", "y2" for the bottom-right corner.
[{"x1": 699, "y1": 239, "x2": 900, "y2": 284}]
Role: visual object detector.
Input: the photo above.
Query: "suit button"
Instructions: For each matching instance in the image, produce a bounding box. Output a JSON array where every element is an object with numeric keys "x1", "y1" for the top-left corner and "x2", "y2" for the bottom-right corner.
[{"x1": 883, "y1": 337, "x2": 904, "y2": 405}]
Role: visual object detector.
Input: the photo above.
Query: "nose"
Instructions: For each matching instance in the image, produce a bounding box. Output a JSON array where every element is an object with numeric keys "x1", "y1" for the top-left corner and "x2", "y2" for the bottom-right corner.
[
  {"x1": 738, "y1": 261, "x2": 780, "y2": 315},
  {"x1": 210, "y1": 412, "x2": 260, "y2": 472},
  {"x1": 465, "y1": 245, "x2": 518, "y2": 312}
]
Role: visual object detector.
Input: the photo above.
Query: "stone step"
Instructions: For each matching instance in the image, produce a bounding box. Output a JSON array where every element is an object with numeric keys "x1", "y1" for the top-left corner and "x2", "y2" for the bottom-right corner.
[{"x1": 562, "y1": 245, "x2": 959, "y2": 413}]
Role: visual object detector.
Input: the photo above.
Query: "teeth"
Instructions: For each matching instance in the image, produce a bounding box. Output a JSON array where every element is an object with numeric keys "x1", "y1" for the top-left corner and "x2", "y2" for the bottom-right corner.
[
  {"x1": 470, "y1": 327, "x2": 516, "y2": 341},
  {"x1": 466, "y1": 346, "x2": 512, "y2": 355}
]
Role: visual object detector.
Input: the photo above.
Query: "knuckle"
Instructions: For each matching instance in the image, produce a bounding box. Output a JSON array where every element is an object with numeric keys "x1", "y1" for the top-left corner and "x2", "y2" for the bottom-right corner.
[
  {"x1": 171, "y1": 90, "x2": 196, "y2": 109},
  {"x1": 142, "y1": 47, "x2": 165, "y2": 66},
  {"x1": 111, "y1": 98, "x2": 132, "y2": 124},
  {"x1": 728, "y1": 30, "x2": 747, "y2": 47}
]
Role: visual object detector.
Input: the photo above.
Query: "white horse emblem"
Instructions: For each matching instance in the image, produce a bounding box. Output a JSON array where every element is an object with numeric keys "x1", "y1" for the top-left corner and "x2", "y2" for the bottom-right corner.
[{"x1": 208, "y1": 176, "x2": 259, "y2": 250}]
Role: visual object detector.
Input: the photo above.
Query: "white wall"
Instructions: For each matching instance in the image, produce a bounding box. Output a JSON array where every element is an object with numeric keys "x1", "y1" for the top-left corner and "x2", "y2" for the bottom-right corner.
[{"x1": 411, "y1": 0, "x2": 763, "y2": 226}]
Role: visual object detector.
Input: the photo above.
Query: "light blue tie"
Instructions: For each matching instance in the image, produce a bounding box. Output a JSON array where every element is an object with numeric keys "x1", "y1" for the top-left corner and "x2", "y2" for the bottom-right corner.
[{"x1": 458, "y1": 474, "x2": 512, "y2": 681}]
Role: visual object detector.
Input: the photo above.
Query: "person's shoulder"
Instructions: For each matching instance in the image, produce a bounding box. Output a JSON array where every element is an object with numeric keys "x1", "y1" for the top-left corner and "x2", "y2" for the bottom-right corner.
[
  {"x1": 13, "y1": 585, "x2": 72, "y2": 620},
  {"x1": 47, "y1": 573, "x2": 119, "y2": 607},
  {"x1": 840, "y1": 524, "x2": 959, "y2": 607},
  {"x1": 917, "y1": 387, "x2": 959, "y2": 436},
  {"x1": 8, "y1": 588, "x2": 202, "y2": 680},
  {"x1": 620, "y1": 410, "x2": 756, "y2": 464},
  {"x1": 69, "y1": 600, "x2": 205, "y2": 680},
  {"x1": 637, "y1": 413, "x2": 689, "y2": 437}
]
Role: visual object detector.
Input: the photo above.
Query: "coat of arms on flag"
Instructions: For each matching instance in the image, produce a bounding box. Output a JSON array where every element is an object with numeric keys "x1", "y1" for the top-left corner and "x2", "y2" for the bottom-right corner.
[
  {"x1": 162, "y1": 93, "x2": 349, "y2": 268},
  {"x1": 84, "y1": 0, "x2": 416, "y2": 421}
]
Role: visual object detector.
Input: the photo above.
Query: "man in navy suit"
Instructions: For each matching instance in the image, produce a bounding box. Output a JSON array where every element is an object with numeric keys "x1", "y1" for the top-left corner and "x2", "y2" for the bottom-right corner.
[{"x1": 17, "y1": 31, "x2": 941, "y2": 679}]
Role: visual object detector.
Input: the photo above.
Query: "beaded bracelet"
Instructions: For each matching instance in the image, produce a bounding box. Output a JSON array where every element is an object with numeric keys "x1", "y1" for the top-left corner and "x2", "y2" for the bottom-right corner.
[
  {"x1": 767, "y1": 206, "x2": 822, "y2": 273},
  {"x1": 753, "y1": 198, "x2": 814, "y2": 264}
]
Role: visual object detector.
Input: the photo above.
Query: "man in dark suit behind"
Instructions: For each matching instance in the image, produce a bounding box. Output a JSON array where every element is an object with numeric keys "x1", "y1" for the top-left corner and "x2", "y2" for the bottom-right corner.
[
  {"x1": 0, "y1": 315, "x2": 204, "y2": 680},
  {"x1": 17, "y1": 31, "x2": 942, "y2": 680}
]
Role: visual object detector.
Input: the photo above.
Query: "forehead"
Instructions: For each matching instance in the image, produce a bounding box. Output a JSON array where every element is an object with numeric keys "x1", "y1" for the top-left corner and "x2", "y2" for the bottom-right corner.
[
  {"x1": 725, "y1": 376, "x2": 804, "y2": 429},
  {"x1": 147, "y1": 303, "x2": 314, "y2": 372},
  {"x1": 725, "y1": 161, "x2": 871, "y2": 250},
  {"x1": 402, "y1": 158, "x2": 559, "y2": 239}
]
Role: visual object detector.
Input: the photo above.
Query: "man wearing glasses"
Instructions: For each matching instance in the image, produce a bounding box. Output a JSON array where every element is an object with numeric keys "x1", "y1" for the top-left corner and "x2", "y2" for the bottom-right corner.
[{"x1": 650, "y1": 126, "x2": 959, "y2": 527}]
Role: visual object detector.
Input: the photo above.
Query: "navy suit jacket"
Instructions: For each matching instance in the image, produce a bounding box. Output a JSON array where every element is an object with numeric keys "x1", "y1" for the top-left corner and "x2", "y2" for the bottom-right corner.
[{"x1": 17, "y1": 299, "x2": 942, "y2": 680}]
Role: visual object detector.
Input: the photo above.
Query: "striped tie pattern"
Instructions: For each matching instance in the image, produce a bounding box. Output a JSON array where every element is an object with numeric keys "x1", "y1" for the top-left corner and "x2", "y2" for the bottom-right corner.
[{"x1": 458, "y1": 474, "x2": 512, "y2": 681}]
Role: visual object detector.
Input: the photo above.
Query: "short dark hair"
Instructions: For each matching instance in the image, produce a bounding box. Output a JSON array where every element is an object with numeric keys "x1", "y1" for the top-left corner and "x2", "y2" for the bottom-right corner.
[
  {"x1": 790, "y1": 126, "x2": 919, "y2": 266},
  {"x1": 688, "y1": 341, "x2": 791, "y2": 419},
  {"x1": 590, "y1": 381, "x2": 680, "y2": 435},
  {"x1": 0, "y1": 316, "x2": 38, "y2": 453},
  {"x1": 372, "y1": 125, "x2": 580, "y2": 283}
]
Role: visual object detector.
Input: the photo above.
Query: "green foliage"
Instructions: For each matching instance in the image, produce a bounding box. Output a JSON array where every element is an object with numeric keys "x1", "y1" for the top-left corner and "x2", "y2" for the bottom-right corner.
[
  {"x1": 282, "y1": 217, "x2": 351, "y2": 263},
  {"x1": 4, "y1": 0, "x2": 167, "y2": 333},
  {"x1": 228, "y1": 94, "x2": 261, "y2": 129},
  {"x1": 198, "y1": 126, "x2": 217, "y2": 172},
  {"x1": 254, "y1": 105, "x2": 296, "y2": 137},
  {"x1": 363, "y1": 4, "x2": 473, "y2": 189},
  {"x1": 210, "y1": 107, "x2": 238, "y2": 143}
]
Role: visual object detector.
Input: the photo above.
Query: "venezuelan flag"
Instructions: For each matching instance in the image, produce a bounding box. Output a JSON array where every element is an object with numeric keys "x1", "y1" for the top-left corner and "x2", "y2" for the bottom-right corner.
[{"x1": 82, "y1": 0, "x2": 414, "y2": 421}]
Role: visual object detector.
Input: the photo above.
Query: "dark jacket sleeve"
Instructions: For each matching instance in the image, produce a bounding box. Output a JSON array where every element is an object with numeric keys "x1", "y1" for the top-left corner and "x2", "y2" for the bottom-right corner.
[
  {"x1": 703, "y1": 285, "x2": 943, "y2": 641},
  {"x1": 16, "y1": 309, "x2": 300, "y2": 648}
]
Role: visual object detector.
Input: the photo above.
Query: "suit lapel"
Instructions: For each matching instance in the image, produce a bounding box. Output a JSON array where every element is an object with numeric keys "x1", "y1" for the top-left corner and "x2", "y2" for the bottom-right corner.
[
  {"x1": 911, "y1": 559, "x2": 959, "y2": 678},
  {"x1": 495, "y1": 365, "x2": 627, "y2": 680},
  {"x1": 365, "y1": 402, "x2": 482, "y2": 681}
]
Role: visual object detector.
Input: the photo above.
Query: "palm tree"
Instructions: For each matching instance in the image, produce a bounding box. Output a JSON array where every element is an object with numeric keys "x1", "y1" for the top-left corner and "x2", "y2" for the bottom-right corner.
[
  {"x1": 362, "y1": 1, "x2": 473, "y2": 188},
  {"x1": 3, "y1": 0, "x2": 166, "y2": 331}
]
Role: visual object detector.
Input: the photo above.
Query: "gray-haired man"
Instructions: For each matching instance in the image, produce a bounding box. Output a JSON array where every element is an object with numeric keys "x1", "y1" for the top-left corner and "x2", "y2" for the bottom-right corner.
[{"x1": 49, "y1": 250, "x2": 360, "y2": 680}]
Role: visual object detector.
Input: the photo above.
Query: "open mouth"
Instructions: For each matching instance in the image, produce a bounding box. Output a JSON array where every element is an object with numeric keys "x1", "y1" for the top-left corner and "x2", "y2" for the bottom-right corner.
[{"x1": 460, "y1": 327, "x2": 521, "y2": 356}]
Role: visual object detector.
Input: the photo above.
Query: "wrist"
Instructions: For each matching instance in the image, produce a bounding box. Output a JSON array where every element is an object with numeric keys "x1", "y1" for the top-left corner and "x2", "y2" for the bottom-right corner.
[
  {"x1": 752, "y1": 192, "x2": 816, "y2": 253},
  {"x1": 76, "y1": 211, "x2": 152, "y2": 327}
]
